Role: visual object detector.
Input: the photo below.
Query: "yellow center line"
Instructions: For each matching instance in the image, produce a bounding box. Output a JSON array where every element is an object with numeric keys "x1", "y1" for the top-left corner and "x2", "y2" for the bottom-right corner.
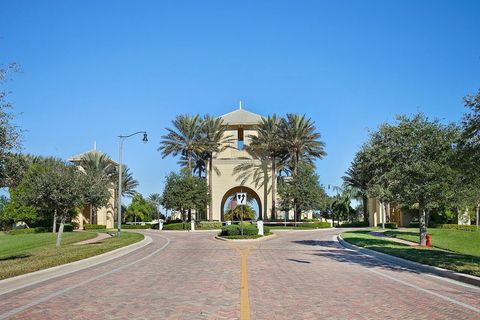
[{"x1": 227, "y1": 243, "x2": 252, "y2": 320}]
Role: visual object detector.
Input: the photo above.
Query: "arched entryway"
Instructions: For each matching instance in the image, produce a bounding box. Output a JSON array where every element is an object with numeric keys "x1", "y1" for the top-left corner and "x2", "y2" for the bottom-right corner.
[{"x1": 220, "y1": 186, "x2": 263, "y2": 221}]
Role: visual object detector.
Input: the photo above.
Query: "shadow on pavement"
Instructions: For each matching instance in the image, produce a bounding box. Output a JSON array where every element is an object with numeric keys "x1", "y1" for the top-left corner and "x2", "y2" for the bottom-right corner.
[
  {"x1": 287, "y1": 258, "x2": 311, "y2": 264},
  {"x1": 292, "y1": 240, "x2": 340, "y2": 248}
]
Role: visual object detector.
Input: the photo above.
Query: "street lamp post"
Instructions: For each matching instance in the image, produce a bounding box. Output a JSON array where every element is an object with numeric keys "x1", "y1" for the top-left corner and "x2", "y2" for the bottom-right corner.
[{"x1": 117, "y1": 131, "x2": 148, "y2": 238}]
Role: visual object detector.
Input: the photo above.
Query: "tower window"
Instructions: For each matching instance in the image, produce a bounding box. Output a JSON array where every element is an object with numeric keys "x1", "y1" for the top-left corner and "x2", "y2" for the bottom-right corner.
[{"x1": 237, "y1": 128, "x2": 244, "y2": 150}]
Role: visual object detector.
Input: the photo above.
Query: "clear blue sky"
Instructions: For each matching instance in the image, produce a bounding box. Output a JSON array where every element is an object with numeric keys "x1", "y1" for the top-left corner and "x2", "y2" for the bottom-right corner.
[{"x1": 2, "y1": 1, "x2": 480, "y2": 199}]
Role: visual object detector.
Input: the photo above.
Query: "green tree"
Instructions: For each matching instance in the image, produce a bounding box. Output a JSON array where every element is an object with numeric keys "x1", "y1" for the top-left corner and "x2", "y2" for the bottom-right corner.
[
  {"x1": 0, "y1": 62, "x2": 22, "y2": 185},
  {"x1": 161, "y1": 169, "x2": 209, "y2": 221},
  {"x1": 148, "y1": 193, "x2": 164, "y2": 221},
  {"x1": 126, "y1": 195, "x2": 155, "y2": 222},
  {"x1": 16, "y1": 162, "x2": 86, "y2": 246},
  {"x1": 362, "y1": 114, "x2": 458, "y2": 245},
  {"x1": 278, "y1": 164, "x2": 327, "y2": 221},
  {"x1": 459, "y1": 89, "x2": 480, "y2": 227}
]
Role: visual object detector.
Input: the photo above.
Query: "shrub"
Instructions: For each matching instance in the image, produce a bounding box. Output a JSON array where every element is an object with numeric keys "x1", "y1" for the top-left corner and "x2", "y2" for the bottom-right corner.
[
  {"x1": 84, "y1": 224, "x2": 106, "y2": 230},
  {"x1": 408, "y1": 221, "x2": 420, "y2": 228},
  {"x1": 62, "y1": 224, "x2": 74, "y2": 232},
  {"x1": 263, "y1": 226, "x2": 271, "y2": 234},
  {"x1": 340, "y1": 222, "x2": 369, "y2": 228},
  {"x1": 197, "y1": 221, "x2": 222, "y2": 230},
  {"x1": 298, "y1": 222, "x2": 331, "y2": 229},
  {"x1": 120, "y1": 224, "x2": 152, "y2": 229},
  {"x1": 8, "y1": 228, "x2": 36, "y2": 235},
  {"x1": 163, "y1": 222, "x2": 190, "y2": 230},
  {"x1": 220, "y1": 224, "x2": 259, "y2": 236},
  {"x1": 377, "y1": 222, "x2": 398, "y2": 229},
  {"x1": 433, "y1": 224, "x2": 479, "y2": 232}
]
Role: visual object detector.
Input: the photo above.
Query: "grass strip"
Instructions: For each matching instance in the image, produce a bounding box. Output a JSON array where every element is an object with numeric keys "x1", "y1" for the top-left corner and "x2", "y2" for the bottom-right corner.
[
  {"x1": 0, "y1": 231, "x2": 144, "y2": 280},
  {"x1": 341, "y1": 230, "x2": 480, "y2": 277}
]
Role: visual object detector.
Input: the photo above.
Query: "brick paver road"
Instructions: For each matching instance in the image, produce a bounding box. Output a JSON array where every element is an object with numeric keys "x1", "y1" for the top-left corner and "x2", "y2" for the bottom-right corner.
[{"x1": 0, "y1": 229, "x2": 479, "y2": 319}]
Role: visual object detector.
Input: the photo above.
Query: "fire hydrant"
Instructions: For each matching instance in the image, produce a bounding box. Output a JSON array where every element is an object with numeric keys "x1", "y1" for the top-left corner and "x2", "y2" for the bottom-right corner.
[{"x1": 426, "y1": 234, "x2": 431, "y2": 248}]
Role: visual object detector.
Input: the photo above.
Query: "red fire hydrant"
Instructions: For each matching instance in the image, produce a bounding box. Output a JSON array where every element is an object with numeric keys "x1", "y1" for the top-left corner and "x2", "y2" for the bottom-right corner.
[{"x1": 426, "y1": 234, "x2": 431, "y2": 248}]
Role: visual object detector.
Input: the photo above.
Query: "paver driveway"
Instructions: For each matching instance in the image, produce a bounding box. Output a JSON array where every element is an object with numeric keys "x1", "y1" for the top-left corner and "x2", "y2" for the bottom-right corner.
[{"x1": 0, "y1": 228, "x2": 479, "y2": 319}]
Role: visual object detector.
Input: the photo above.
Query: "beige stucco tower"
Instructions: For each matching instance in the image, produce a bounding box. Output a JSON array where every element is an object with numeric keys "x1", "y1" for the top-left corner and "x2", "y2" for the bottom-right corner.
[{"x1": 210, "y1": 106, "x2": 272, "y2": 221}]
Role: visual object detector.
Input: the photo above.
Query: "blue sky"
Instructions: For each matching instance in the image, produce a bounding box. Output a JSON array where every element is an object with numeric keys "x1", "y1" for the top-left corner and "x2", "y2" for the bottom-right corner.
[{"x1": 2, "y1": 0, "x2": 480, "y2": 200}]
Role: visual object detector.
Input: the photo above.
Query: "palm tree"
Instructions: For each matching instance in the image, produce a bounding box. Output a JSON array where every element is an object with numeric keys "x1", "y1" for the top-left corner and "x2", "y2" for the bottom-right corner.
[
  {"x1": 178, "y1": 151, "x2": 208, "y2": 178},
  {"x1": 159, "y1": 114, "x2": 205, "y2": 175},
  {"x1": 201, "y1": 115, "x2": 234, "y2": 221},
  {"x1": 249, "y1": 114, "x2": 284, "y2": 220},
  {"x1": 342, "y1": 156, "x2": 370, "y2": 223},
  {"x1": 281, "y1": 114, "x2": 326, "y2": 221},
  {"x1": 79, "y1": 152, "x2": 115, "y2": 224},
  {"x1": 148, "y1": 193, "x2": 163, "y2": 222}
]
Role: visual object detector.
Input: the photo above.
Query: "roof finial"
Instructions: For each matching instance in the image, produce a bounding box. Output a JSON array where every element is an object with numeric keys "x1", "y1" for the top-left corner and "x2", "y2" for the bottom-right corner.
[
  {"x1": 239, "y1": 100, "x2": 242, "y2": 110},
  {"x1": 94, "y1": 141, "x2": 97, "y2": 150}
]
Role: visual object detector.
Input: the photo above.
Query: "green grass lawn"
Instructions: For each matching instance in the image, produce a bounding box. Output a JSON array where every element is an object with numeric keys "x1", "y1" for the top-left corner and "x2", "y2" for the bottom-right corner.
[
  {"x1": 341, "y1": 230, "x2": 480, "y2": 277},
  {"x1": 384, "y1": 228, "x2": 480, "y2": 256},
  {"x1": 0, "y1": 231, "x2": 144, "y2": 280}
]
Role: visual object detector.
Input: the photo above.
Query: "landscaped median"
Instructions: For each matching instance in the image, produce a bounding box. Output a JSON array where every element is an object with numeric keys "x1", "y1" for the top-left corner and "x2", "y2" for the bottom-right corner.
[
  {"x1": 0, "y1": 230, "x2": 144, "y2": 280},
  {"x1": 340, "y1": 229, "x2": 480, "y2": 278},
  {"x1": 217, "y1": 223, "x2": 272, "y2": 240}
]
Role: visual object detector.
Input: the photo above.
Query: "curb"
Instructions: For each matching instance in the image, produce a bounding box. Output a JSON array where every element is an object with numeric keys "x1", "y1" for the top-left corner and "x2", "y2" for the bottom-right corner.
[
  {"x1": 214, "y1": 233, "x2": 277, "y2": 242},
  {"x1": 0, "y1": 234, "x2": 152, "y2": 296},
  {"x1": 337, "y1": 234, "x2": 480, "y2": 288}
]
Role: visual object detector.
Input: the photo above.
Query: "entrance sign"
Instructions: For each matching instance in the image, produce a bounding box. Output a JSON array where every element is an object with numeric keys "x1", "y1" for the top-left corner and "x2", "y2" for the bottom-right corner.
[{"x1": 236, "y1": 193, "x2": 247, "y2": 206}]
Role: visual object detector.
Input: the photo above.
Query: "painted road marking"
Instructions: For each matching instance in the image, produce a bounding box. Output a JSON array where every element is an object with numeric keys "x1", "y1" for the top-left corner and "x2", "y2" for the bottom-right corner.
[
  {"x1": 226, "y1": 243, "x2": 252, "y2": 320},
  {"x1": 0, "y1": 236, "x2": 171, "y2": 320}
]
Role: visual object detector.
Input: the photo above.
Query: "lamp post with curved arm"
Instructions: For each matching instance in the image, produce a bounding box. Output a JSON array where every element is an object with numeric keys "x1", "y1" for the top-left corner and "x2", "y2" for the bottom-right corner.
[{"x1": 117, "y1": 131, "x2": 148, "y2": 238}]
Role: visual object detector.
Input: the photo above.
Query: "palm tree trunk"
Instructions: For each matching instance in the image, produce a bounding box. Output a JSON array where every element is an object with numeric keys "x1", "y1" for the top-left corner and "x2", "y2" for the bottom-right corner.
[
  {"x1": 271, "y1": 156, "x2": 276, "y2": 221},
  {"x1": 362, "y1": 195, "x2": 368, "y2": 224},
  {"x1": 208, "y1": 157, "x2": 213, "y2": 221},
  {"x1": 188, "y1": 151, "x2": 193, "y2": 175}
]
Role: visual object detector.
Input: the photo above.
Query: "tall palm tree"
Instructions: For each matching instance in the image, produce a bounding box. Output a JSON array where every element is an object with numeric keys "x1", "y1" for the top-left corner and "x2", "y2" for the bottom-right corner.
[
  {"x1": 148, "y1": 193, "x2": 163, "y2": 222},
  {"x1": 159, "y1": 114, "x2": 205, "y2": 175},
  {"x1": 79, "y1": 152, "x2": 115, "y2": 224},
  {"x1": 342, "y1": 157, "x2": 369, "y2": 223},
  {"x1": 201, "y1": 115, "x2": 234, "y2": 221},
  {"x1": 178, "y1": 151, "x2": 208, "y2": 178},
  {"x1": 281, "y1": 114, "x2": 326, "y2": 221},
  {"x1": 248, "y1": 114, "x2": 284, "y2": 220}
]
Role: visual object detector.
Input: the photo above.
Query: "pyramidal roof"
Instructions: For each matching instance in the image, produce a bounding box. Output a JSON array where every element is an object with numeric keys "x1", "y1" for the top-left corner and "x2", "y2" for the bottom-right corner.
[{"x1": 219, "y1": 105, "x2": 263, "y2": 125}]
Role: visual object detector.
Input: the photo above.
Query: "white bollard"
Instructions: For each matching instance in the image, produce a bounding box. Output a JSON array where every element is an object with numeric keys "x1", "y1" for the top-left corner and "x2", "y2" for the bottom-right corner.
[
  {"x1": 226, "y1": 220, "x2": 232, "y2": 226},
  {"x1": 190, "y1": 220, "x2": 195, "y2": 231},
  {"x1": 257, "y1": 220, "x2": 264, "y2": 236},
  {"x1": 159, "y1": 221, "x2": 163, "y2": 230}
]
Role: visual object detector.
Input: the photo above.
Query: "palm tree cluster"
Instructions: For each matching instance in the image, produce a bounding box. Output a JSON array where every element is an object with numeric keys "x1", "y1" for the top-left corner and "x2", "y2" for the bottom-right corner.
[
  {"x1": 240, "y1": 114, "x2": 326, "y2": 221},
  {"x1": 159, "y1": 114, "x2": 234, "y2": 221}
]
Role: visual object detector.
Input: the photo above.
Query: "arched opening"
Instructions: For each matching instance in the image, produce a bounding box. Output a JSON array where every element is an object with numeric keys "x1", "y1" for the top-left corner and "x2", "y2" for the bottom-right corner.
[{"x1": 220, "y1": 186, "x2": 262, "y2": 221}]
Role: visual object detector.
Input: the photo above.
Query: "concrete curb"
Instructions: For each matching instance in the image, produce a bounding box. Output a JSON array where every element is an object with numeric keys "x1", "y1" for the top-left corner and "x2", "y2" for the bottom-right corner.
[
  {"x1": 337, "y1": 234, "x2": 480, "y2": 288},
  {"x1": 0, "y1": 234, "x2": 152, "y2": 296},
  {"x1": 214, "y1": 233, "x2": 277, "y2": 242}
]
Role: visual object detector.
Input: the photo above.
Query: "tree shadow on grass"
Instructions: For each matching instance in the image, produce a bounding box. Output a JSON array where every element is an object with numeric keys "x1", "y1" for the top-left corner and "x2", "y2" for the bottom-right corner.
[
  {"x1": 0, "y1": 253, "x2": 32, "y2": 261},
  {"x1": 338, "y1": 231, "x2": 480, "y2": 278}
]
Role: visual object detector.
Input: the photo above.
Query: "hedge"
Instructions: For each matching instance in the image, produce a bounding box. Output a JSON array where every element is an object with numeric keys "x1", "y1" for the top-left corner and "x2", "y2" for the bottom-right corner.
[
  {"x1": 340, "y1": 222, "x2": 369, "y2": 228},
  {"x1": 7, "y1": 225, "x2": 72, "y2": 235},
  {"x1": 120, "y1": 224, "x2": 152, "y2": 229},
  {"x1": 197, "y1": 221, "x2": 222, "y2": 230},
  {"x1": 163, "y1": 222, "x2": 190, "y2": 230},
  {"x1": 84, "y1": 224, "x2": 107, "y2": 230},
  {"x1": 377, "y1": 222, "x2": 398, "y2": 229},
  {"x1": 433, "y1": 224, "x2": 479, "y2": 232},
  {"x1": 408, "y1": 221, "x2": 420, "y2": 228}
]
